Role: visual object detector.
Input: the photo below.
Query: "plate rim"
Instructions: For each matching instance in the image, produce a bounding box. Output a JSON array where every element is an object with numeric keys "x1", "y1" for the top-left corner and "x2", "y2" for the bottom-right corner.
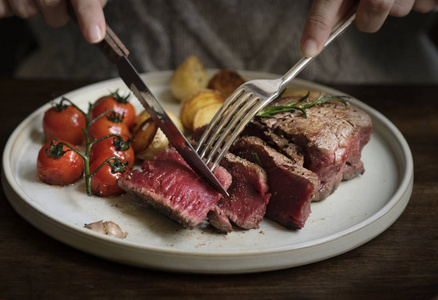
[{"x1": 1, "y1": 71, "x2": 414, "y2": 273}]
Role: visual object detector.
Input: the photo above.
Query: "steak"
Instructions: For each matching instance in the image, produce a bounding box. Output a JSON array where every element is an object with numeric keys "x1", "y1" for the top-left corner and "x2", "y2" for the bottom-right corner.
[
  {"x1": 231, "y1": 136, "x2": 320, "y2": 229},
  {"x1": 254, "y1": 96, "x2": 373, "y2": 200},
  {"x1": 118, "y1": 147, "x2": 232, "y2": 229},
  {"x1": 242, "y1": 123, "x2": 305, "y2": 166},
  {"x1": 118, "y1": 95, "x2": 372, "y2": 232},
  {"x1": 208, "y1": 153, "x2": 271, "y2": 232}
]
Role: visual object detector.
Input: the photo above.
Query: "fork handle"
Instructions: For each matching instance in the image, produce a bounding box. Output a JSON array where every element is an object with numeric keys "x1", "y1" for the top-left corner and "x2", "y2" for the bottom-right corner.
[{"x1": 281, "y1": 10, "x2": 356, "y2": 85}]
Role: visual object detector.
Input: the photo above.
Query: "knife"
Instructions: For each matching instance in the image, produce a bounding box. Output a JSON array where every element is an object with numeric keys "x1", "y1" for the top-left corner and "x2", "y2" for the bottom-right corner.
[{"x1": 92, "y1": 26, "x2": 229, "y2": 196}]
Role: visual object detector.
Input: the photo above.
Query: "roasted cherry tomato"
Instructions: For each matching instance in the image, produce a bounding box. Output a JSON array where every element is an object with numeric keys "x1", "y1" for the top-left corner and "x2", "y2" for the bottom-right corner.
[
  {"x1": 90, "y1": 156, "x2": 127, "y2": 196},
  {"x1": 91, "y1": 91, "x2": 136, "y2": 129},
  {"x1": 43, "y1": 98, "x2": 86, "y2": 145},
  {"x1": 89, "y1": 111, "x2": 130, "y2": 141},
  {"x1": 37, "y1": 140, "x2": 84, "y2": 186},
  {"x1": 90, "y1": 135, "x2": 135, "y2": 170}
]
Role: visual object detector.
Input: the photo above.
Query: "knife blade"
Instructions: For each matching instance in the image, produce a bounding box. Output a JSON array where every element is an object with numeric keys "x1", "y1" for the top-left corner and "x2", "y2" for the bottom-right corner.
[{"x1": 94, "y1": 26, "x2": 229, "y2": 196}]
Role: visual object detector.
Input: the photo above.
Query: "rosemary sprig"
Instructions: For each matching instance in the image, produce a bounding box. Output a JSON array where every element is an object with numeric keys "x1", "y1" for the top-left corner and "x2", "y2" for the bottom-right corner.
[{"x1": 256, "y1": 91, "x2": 350, "y2": 119}]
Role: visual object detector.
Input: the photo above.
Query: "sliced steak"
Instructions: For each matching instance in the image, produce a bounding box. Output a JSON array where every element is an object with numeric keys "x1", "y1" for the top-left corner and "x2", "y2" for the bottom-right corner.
[
  {"x1": 208, "y1": 153, "x2": 271, "y2": 232},
  {"x1": 192, "y1": 127, "x2": 271, "y2": 232},
  {"x1": 256, "y1": 96, "x2": 373, "y2": 200},
  {"x1": 118, "y1": 147, "x2": 232, "y2": 229},
  {"x1": 242, "y1": 122, "x2": 305, "y2": 166},
  {"x1": 231, "y1": 136, "x2": 320, "y2": 229}
]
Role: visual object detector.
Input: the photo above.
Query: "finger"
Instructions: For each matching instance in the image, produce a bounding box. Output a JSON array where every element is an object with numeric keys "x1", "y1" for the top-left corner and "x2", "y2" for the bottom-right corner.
[
  {"x1": 389, "y1": 0, "x2": 415, "y2": 16},
  {"x1": 301, "y1": 0, "x2": 344, "y2": 57},
  {"x1": 356, "y1": 0, "x2": 395, "y2": 32},
  {"x1": 412, "y1": 0, "x2": 438, "y2": 13},
  {"x1": 70, "y1": 0, "x2": 107, "y2": 44},
  {"x1": 8, "y1": 0, "x2": 40, "y2": 18},
  {"x1": 0, "y1": 0, "x2": 12, "y2": 17},
  {"x1": 35, "y1": 0, "x2": 69, "y2": 27}
]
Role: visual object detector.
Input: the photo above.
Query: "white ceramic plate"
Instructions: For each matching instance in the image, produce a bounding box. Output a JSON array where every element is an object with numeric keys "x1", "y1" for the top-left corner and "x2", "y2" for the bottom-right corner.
[{"x1": 2, "y1": 71, "x2": 413, "y2": 274}]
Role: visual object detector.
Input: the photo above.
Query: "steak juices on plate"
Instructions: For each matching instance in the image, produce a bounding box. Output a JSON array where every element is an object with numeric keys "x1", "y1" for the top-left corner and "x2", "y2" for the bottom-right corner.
[{"x1": 118, "y1": 95, "x2": 373, "y2": 233}]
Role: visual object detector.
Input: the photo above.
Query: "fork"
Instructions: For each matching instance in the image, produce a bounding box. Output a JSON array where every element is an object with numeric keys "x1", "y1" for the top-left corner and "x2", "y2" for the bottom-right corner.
[{"x1": 196, "y1": 10, "x2": 357, "y2": 171}]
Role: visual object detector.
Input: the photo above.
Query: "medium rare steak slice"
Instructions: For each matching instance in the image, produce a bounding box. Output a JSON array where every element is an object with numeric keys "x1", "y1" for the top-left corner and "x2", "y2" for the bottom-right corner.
[
  {"x1": 208, "y1": 153, "x2": 271, "y2": 232},
  {"x1": 231, "y1": 136, "x2": 320, "y2": 229},
  {"x1": 192, "y1": 127, "x2": 271, "y2": 232},
  {"x1": 118, "y1": 147, "x2": 232, "y2": 229},
  {"x1": 257, "y1": 96, "x2": 373, "y2": 201}
]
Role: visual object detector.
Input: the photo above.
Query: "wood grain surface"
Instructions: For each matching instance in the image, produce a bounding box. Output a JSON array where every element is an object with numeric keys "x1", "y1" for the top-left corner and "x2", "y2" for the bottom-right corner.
[{"x1": 0, "y1": 79, "x2": 437, "y2": 300}]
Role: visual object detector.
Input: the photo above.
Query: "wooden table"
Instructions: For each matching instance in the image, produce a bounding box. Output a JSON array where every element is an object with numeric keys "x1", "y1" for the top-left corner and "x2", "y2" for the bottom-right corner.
[{"x1": 0, "y1": 79, "x2": 437, "y2": 300}]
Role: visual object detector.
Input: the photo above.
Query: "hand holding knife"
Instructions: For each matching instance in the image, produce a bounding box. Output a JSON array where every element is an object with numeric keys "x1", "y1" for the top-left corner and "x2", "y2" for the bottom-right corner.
[{"x1": 68, "y1": 7, "x2": 228, "y2": 196}]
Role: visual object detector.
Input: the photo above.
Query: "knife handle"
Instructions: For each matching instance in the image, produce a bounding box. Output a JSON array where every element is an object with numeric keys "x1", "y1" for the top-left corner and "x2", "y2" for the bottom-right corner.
[
  {"x1": 96, "y1": 26, "x2": 130, "y2": 64},
  {"x1": 67, "y1": 2, "x2": 129, "y2": 64}
]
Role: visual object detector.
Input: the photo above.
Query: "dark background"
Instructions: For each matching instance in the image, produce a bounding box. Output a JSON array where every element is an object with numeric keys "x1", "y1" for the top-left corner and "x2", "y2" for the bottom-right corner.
[{"x1": 0, "y1": 17, "x2": 36, "y2": 77}]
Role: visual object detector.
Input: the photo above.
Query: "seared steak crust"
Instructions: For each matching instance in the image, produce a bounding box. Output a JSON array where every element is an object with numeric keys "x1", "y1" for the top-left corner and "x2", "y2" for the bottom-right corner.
[
  {"x1": 208, "y1": 206, "x2": 233, "y2": 233},
  {"x1": 242, "y1": 122, "x2": 305, "y2": 166},
  {"x1": 255, "y1": 96, "x2": 373, "y2": 200}
]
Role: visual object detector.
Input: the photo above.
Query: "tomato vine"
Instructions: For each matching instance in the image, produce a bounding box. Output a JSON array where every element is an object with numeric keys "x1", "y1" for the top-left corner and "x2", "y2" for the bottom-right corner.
[{"x1": 45, "y1": 96, "x2": 131, "y2": 196}]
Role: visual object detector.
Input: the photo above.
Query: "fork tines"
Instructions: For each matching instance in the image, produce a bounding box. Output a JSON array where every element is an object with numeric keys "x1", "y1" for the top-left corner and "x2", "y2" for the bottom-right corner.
[
  {"x1": 196, "y1": 87, "x2": 270, "y2": 171},
  {"x1": 196, "y1": 9, "x2": 357, "y2": 174}
]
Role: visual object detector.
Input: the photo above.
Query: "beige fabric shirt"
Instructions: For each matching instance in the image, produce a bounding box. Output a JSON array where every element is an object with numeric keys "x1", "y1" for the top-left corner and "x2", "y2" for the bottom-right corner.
[{"x1": 15, "y1": 0, "x2": 438, "y2": 84}]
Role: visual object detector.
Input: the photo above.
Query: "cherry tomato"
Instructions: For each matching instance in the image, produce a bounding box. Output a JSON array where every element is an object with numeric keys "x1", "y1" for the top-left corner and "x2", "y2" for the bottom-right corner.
[
  {"x1": 89, "y1": 112, "x2": 130, "y2": 141},
  {"x1": 90, "y1": 156, "x2": 127, "y2": 196},
  {"x1": 91, "y1": 91, "x2": 136, "y2": 129},
  {"x1": 43, "y1": 99, "x2": 86, "y2": 145},
  {"x1": 37, "y1": 140, "x2": 84, "y2": 186},
  {"x1": 90, "y1": 135, "x2": 135, "y2": 170}
]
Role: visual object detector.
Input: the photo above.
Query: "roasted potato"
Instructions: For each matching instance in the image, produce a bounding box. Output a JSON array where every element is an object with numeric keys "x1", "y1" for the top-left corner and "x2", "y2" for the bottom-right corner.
[
  {"x1": 170, "y1": 56, "x2": 209, "y2": 102},
  {"x1": 131, "y1": 117, "x2": 158, "y2": 157},
  {"x1": 207, "y1": 69, "x2": 246, "y2": 98},
  {"x1": 138, "y1": 129, "x2": 167, "y2": 160},
  {"x1": 193, "y1": 102, "x2": 223, "y2": 131},
  {"x1": 132, "y1": 110, "x2": 151, "y2": 134},
  {"x1": 131, "y1": 110, "x2": 184, "y2": 160},
  {"x1": 180, "y1": 89, "x2": 225, "y2": 131}
]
